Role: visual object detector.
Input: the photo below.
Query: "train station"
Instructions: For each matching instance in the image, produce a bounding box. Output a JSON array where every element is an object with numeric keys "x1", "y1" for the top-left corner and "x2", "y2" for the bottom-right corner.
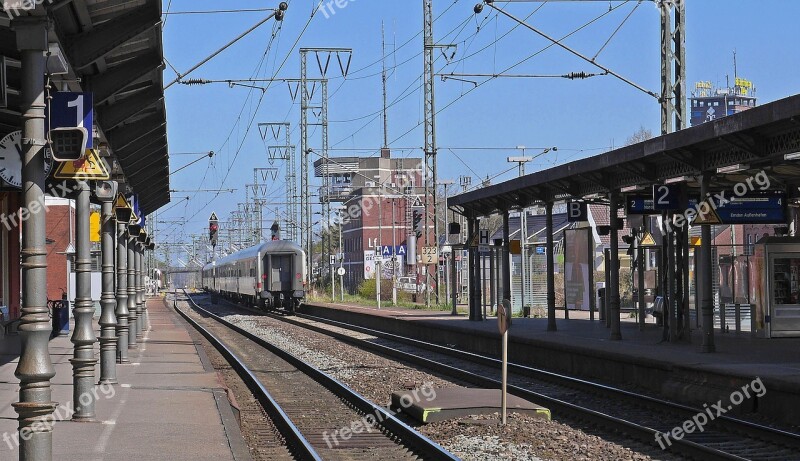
[{"x1": 2, "y1": 1, "x2": 800, "y2": 460}]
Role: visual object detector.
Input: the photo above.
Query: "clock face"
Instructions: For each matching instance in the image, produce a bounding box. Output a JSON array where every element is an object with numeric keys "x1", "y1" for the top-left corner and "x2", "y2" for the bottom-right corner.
[{"x1": 0, "y1": 131, "x2": 55, "y2": 189}]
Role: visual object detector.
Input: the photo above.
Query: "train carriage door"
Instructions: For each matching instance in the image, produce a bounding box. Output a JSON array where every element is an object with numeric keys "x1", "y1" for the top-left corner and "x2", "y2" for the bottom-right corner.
[{"x1": 271, "y1": 254, "x2": 293, "y2": 292}]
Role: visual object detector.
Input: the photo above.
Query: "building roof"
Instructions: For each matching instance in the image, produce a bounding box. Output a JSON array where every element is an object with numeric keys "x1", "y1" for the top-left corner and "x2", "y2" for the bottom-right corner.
[
  {"x1": 1, "y1": 0, "x2": 169, "y2": 214},
  {"x1": 488, "y1": 212, "x2": 571, "y2": 244},
  {"x1": 449, "y1": 93, "x2": 800, "y2": 218}
]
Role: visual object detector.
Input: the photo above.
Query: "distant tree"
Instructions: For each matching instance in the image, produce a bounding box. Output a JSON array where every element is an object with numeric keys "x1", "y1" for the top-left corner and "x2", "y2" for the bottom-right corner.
[{"x1": 626, "y1": 126, "x2": 654, "y2": 146}]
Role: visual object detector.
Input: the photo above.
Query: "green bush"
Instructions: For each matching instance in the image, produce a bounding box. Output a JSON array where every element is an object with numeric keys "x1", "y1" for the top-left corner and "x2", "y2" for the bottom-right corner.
[{"x1": 357, "y1": 278, "x2": 395, "y2": 301}]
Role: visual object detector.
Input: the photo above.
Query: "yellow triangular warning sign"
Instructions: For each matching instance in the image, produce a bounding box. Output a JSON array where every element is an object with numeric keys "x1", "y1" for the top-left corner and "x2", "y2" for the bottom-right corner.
[
  {"x1": 640, "y1": 232, "x2": 657, "y2": 246},
  {"x1": 53, "y1": 149, "x2": 110, "y2": 180},
  {"x1": 693, "y1": 201, "x2": 722, "y2": 225},
  {"x1": 114, "y1": 193, "x2": 131, "y2": 211}
]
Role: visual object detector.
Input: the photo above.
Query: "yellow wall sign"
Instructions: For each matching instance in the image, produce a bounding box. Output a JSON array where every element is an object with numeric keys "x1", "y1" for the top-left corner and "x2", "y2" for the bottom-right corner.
[
  {"x1": 640, "y1": 232, "x2": 657, "y2": 247},
  {"x1": 53, "y1": 149, "x2": 110, "y2": 180},
  {"x1": 114, "y1": 193, "x2": 131, "y2": 211},
  {"x1": 90, "y1": 211, "x2": 101, "y2": 242}
]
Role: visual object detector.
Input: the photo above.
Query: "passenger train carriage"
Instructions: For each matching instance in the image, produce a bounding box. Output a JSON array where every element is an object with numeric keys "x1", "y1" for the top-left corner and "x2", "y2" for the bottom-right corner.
[{"x1": 201, "y1": 240, "x2": 306, "y2": 311}]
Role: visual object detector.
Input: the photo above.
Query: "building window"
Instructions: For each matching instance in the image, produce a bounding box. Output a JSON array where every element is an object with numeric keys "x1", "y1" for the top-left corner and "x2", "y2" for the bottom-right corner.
[{"x1": 745, "y1": 234, "x2": 754, "y2": 256}]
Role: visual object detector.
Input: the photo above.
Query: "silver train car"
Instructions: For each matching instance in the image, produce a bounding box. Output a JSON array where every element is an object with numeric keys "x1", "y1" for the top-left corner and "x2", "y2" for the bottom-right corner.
[{"x1": 201, "y1": 240, "x2": 307, "y2": 311}]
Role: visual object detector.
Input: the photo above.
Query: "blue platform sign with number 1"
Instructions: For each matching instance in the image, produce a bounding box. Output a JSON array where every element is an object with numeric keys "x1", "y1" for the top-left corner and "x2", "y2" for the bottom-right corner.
[{"x1": 49, "y1": 92, "x2": 94, "y2": 148}]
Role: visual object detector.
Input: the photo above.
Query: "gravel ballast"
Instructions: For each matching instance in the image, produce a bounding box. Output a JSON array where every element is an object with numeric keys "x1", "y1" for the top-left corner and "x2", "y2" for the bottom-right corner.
[{"x1": 196, "y1": 299, "x2": 684, "y2": 460}]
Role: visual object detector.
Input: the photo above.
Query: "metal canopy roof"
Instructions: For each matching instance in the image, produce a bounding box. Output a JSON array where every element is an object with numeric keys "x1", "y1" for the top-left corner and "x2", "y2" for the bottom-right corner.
[
  {"x1": 449, "y1": 94, "x2": 800, "y2": 218},
  {"x1": 0, "y1": 0, "x2": 170, "y2": 214}
]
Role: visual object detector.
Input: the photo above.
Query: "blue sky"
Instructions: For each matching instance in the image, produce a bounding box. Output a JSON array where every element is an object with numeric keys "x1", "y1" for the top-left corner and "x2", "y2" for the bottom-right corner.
[{"x1": 159, "y1": 0, "x2": 800, "y2": 246}]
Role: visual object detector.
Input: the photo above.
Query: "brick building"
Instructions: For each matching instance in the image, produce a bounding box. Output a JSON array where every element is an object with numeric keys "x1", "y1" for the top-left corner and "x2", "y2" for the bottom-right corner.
[
  {"x1": 45, "y1": 197, "x2": 74, "y2": 302},
  {"x1": 315, "y1": 149, "x2": 431, "y2": 292}
]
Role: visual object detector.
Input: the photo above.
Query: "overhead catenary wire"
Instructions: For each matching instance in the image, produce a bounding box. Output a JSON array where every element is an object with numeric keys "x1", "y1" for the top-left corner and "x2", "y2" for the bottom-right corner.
[
  {"x1": 483, "y1": 1, "x2": 659, "y2": 99},
  {"x1": 180, "y1": 0, "x2": 326, "y2": 227},
  {"x1": 164, "y1": 4, "x2": 288, "y2": 90}
]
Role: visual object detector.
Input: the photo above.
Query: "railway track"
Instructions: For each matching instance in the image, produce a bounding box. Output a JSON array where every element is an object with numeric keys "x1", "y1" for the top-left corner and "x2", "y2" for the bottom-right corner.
[
  {"x1": 175, "y1": 292, "x2": 459, "y2": 461},
  {"x1": 215, "y1": 298, "x2": 799, "y2": 461}
]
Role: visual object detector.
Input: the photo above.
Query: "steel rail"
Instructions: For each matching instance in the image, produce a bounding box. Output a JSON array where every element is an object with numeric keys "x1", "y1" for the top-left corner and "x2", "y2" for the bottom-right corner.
[
  {"x1": 183, "y1": 293, "x2": 460, "y2": 461},
  {"x1": 298, "y1": 307, "x2": 800, "y2": 446},
  {"x1": 276, "y1": 304, "x2": 800, "y2": 461},
  {"x1": 176, "y1": 293, "x2": 322, "y2": 461}
]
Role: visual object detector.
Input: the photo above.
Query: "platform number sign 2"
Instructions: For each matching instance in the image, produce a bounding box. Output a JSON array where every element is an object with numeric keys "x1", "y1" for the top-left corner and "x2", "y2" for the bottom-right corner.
[
  {"x1": 652, "y1": 184, "x2": 681, "y2": 211},
  {"x1": 49, "y1": 92, "x2": 94, "y2": 148}
]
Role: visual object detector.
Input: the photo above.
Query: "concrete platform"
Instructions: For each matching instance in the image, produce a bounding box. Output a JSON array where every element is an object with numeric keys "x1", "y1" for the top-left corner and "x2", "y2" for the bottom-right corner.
[
  {"x1": 302, "y1": 302, "x2": 800, "y2": 426},
  {"x1": 391, "y1": 387, "x2": 551, "y2": 423},
  {"x1": 0, "y1": 298, "x2": 251, "y2": 461}
]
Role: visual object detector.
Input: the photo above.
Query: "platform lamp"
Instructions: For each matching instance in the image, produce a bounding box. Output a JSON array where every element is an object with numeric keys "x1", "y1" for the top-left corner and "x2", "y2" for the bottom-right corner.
[
  {"x1": 114, "y1": 197, "x2": 133, "y2": 223},
  {"x1": 128, "y1": 218, "x2": 142, "y2": 237}
]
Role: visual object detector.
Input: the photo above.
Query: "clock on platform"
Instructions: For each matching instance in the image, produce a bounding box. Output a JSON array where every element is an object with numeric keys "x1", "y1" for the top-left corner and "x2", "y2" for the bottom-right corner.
[{"x1": 0, "y1": 130, "x2": 54, "y2": 188}]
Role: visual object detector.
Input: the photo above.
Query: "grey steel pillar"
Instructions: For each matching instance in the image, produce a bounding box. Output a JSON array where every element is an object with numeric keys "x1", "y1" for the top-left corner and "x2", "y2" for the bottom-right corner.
[
  {"x1": 139, "y1": 242, "x2": 147, "y2": 332},
  {"x1": 141, "y1": 243, "x2": 150, "y2": 330},
  {"x1": 667, "y1": 215, "x2": 677, "y2": 342},
  {"x1": 502, "y1": 211, "x2": 511, "y2": 303},
  {"x1": 467, "y1": 217, "x2": 478, "y2": 320},
  {"x1": 127, "y1": 234, "x2": 138, "y2": 347},
  {"x1": 473, "y1": 218, "x2": 482, "y2": 321},
  {"x1": 98, "y1": 195, "x2": 117, "y2": 383},
  {"x1": 489, "y1": 248, "x2": 495, "y2": 315},
  {"x1": 450, "y1": 247, "x2": 458, "y2": 315},
  {"x1": 700, "y1": 174, "x2": 716, "y2": 352},
  {"x1": 116, "y1": 221, "x2": 130, "y2": 363},
  {"x1": 135, "y1": 242, "x2": 144, "y2": 337},
  {"x1": 13, "y1": 19, "x2": 57, "y2": 460},
  {"x1": 546, "y1": 202, "x2": 557, "y2": 331},
  {"x1": 71, "y1": 180, "x2": 97, "y2": 420},
  {"x1": 609, "y1": 192, "x2": 622, "y2": 340},
  {"x1": 637, "y1": 237, "x2": 646, "y2": 331}
]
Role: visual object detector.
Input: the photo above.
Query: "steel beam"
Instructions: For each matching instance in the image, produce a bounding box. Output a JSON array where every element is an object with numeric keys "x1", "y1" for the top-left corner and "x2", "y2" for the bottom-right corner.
[
  {"x1": 106, "y1": 113, "x2": 165, "y2": 152},
  {"x1": 65, "y1": 0, "x2": 160, "y2": 69},
  {"x1": 98, "y1": 87, "x2": 162, "y2": 130},
  {"x1": 85, "y1": 51, "x2": 163, "y2": 105},
  {"x1": 115, "y1": 129, "x2": 166, "y2": 162}
]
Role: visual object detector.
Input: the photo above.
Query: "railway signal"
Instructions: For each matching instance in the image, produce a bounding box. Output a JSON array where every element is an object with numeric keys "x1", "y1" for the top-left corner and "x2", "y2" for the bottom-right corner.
[
  {"x1": 413, "y1": 209, "x2": 423, "y2": 239},
  {"x1": 209, "y1": 212, "x2": 219, "y2": 248}
]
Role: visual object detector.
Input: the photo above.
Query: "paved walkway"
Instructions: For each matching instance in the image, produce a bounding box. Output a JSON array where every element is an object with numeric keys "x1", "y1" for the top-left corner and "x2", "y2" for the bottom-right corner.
[{"x1": 0, "y1": 298, "x2": 250, "y2": 461}]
